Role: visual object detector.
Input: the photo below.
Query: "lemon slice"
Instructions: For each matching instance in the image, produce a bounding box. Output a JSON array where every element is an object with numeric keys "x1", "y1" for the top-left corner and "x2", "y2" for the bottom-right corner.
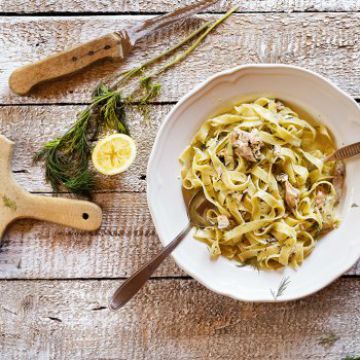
[{"x1": 92, "y1": 134, "x2": 136, "y2": 175}]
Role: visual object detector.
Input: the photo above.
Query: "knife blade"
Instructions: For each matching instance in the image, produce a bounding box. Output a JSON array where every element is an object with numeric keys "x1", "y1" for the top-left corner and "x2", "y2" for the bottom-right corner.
[{"x1": 9, "y1": 0, "x2": 218, "y2": 96}]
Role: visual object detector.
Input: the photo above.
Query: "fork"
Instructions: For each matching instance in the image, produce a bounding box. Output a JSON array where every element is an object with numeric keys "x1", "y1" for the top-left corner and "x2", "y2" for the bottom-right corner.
[{"x1": 326, "y1": 142, "x2": 360, "y2": 161}]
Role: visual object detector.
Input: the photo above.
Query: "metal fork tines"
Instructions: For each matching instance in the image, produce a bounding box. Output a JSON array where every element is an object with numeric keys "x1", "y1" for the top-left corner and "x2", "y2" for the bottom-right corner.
[{"x1": 326, "y1": 142, "x2": 360, "y2": 161}]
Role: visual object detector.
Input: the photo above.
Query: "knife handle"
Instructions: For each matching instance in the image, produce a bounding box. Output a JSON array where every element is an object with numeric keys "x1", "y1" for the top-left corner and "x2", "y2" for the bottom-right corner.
[{"x1": 9, "y1": 32, "x2": 132, "y2": 95}]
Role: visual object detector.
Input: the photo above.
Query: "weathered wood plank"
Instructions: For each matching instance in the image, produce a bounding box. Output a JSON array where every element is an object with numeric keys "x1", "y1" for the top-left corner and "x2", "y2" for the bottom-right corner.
[
  {"x1": 0, "y1": 278, "x2": 360, "y2": 359},
  {"x1": 0, "y1": 192, "x2": 184, "y2": 279},
  {"x1": 0, "y1": 192, "x2": 359, "y2": 279},
  {"x1": 1, "y1": 13, "x2": 360, "y2": 103},
  {"x1": 0, "y1": 105, "x2": 166, "y2": 193},
  {"x1": 1, "y1": 0, "x2": 360, "y2": 14}
]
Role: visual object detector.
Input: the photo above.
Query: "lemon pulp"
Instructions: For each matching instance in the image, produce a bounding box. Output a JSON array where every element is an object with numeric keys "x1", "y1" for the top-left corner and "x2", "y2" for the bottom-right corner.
[{"x1": 92, "y1": 134, "x2": 136, "y2": 175}]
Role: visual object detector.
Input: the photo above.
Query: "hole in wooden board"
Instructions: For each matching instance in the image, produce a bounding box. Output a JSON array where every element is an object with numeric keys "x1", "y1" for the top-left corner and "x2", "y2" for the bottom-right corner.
[{"x1": 82, "y1": 213, "x2": 89, "y2": 220}]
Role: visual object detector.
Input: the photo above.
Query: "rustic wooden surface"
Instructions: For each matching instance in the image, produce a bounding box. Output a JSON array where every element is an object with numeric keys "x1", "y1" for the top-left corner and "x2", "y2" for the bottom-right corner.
[
  {"x1": 1, "y1": 278, "x2": 360, "y2": 360},
  {"x1": 1, "y1": 0, "x2": 360, "y2": 13},
  {"x1": 1, "y1": 13, "x2": 360, "y2": 104},
  {"x1": 0, "y1": 1, "x2": 360, "y2": 359}
]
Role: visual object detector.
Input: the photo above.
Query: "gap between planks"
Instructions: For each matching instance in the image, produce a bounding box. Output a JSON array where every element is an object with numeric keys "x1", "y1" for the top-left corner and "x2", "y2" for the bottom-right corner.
[
  {"x1": 2, "y1": 0, "x2": 360, "y2": 14},
  {"x1": 2, "y1": 10, "x2": 360, "y2": 17},
  {"x1": 1, "y1": 100, "x2": 360, "y2": 106},
  {"x1": 0, "y1": 274, "x2": 358, "y2": 282},
  {"x1": 0, "y1": 101, "x2": 178, "y2": 106},
  {"x1": 0, "y1": 275, "x2": 193, "y2": 282}
]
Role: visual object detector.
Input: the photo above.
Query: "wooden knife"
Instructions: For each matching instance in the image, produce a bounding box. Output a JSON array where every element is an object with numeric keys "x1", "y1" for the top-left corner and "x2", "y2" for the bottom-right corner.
[{"x1": 9, "y1": 0, "x2": 218, "y2": 96}]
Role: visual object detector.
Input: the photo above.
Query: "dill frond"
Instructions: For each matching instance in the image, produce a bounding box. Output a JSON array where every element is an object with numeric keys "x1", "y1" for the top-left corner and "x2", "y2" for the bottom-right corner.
[
  {"x1": 109, "y1": 20, "x2": 212, "y2": 90},
  {"x1": 34, "y1": 85, "x2": 126, "y2": 195},
  {"x1": 270, "y1": 276, "x2": 291, "y2": 300},
  {"x1": 94, "y1": 85, "x2": 129, "y2": 134},
  {"x1": 137, "y1": 77, "x2": 162, "y2": 123},
  {"x1": 64, "y1": 169, "x2": 95, "y2": 195},
  {"x1": 35, "y1": 7, "x2": 238, "y2": 195}
]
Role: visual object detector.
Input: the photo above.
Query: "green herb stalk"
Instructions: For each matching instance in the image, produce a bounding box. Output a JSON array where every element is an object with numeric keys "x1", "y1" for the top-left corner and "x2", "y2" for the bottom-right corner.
[{"x1": 35, "y1": 7, "x2": 238, "y2": 195}]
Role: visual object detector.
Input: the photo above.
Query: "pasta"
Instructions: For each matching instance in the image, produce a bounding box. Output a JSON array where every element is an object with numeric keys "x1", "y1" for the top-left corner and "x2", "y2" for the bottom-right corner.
[{"x1": 179, "y1": 97, "x2": 344, "y2": 270}]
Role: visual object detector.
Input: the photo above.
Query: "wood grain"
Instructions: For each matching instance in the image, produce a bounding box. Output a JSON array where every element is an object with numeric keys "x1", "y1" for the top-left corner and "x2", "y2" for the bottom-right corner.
[
  {"x1": 1, "y1": 0, "x2": 360, "y2": 14},
  {"x1": 9, "y1": 33, "x2": 131, "y2": 95},
  {"x1": 1, "y1": 13, "x2": 360, "y2": 104},
  {"x1": 0, "y1": 192, "x2": 358, "y2": 279},
  {"x1": 0, "y1": 278, "x2": 360, "y2": 359},
  {"x1": 0, "y1": 192, "x2": 183, "y2": 279}
]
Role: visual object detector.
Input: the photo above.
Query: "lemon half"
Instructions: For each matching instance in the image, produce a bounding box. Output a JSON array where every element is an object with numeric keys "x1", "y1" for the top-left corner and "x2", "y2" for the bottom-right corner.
[{"x1": 92, "y1": 134, "x2": 137, "y2": 175}]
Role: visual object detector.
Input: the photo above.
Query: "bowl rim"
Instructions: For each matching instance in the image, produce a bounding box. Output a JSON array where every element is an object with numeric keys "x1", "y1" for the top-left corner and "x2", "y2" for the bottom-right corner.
[{"x1": 146, "y1": 63, "x2": 360, "y2": 302}]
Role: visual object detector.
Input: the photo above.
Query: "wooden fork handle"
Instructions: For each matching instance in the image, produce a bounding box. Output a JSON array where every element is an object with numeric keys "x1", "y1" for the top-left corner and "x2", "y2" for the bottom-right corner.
[{"x1": 9, "y1": 32, "x2": 133, "y2": 95}]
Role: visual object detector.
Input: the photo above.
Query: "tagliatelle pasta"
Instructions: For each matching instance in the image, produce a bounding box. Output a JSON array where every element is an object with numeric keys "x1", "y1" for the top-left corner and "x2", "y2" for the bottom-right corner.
[{"x1": 179, "y1": 97, "x2": 345, "y2": 270}]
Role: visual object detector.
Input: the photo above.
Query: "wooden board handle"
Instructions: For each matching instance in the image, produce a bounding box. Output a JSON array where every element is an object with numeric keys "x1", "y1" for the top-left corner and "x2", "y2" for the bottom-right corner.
[
  {"x1": 9, "y1": 32, "x2": 132, "y2": 95},
  {"x1": 21, "y1": 195, "x2": 103, "y2": 231}
]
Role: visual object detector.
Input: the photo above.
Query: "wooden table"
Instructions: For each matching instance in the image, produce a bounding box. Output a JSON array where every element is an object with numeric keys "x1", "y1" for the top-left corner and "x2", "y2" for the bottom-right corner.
[{"x1": 1, "y1": 1, "x2": 360, "y2": 359}]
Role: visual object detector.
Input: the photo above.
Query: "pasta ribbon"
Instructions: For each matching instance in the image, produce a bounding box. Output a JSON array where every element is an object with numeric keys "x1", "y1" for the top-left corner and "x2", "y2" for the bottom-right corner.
[{"x1": 179, "y1": 98, "x2": 343, "y2": 270}]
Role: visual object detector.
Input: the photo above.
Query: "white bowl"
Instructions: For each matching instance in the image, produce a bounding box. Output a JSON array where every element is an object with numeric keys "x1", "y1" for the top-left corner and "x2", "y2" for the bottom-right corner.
[{"x1": 147, "y1": 64, "x2": 360, "y2": 302}]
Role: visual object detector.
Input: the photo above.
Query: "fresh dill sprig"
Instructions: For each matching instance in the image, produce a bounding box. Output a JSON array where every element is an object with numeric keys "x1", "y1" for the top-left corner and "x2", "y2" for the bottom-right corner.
[
  {"x1": 137, "y1": 76, "x2": 162, "y2": 123},
  {"x1": 130, "y1": 6, "x2": 239, "y2": 122},
  {"x1": 34, "y1": 7, "x2": 238, "y2": 195},
  {"x1": 145, "y1": 6, "x2": 238, "y2": 81},
  {"x1": 94, "y1": 84, "x2": 128, "y2": 134},
  {"x1": 108, "y1": 20, "x2": 213, "y2": 90},
  {"x1": 270, "y1": 276, "x2": 291, "y2": 300},
  {"x1": 34, "y1": 85, "x2": 127, "y2": 195}
]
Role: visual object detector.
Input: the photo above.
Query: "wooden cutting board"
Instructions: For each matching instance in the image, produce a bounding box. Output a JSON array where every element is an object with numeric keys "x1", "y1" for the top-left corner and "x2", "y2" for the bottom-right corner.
[{"x1": 0, "y1": 134, "x2": 102, "y2": 238}]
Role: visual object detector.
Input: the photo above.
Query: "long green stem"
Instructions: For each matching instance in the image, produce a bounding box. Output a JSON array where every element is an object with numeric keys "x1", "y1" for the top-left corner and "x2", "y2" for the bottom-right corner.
[
  {"x1": 35, "y1": 7, "x2": 238, "y2": 195},
  {"x1": 148, "y1": 6, "x2": 238, "y2": 80},
  {"x1": 109, "y1": 21, "x2": 212, "y2": 90}
]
